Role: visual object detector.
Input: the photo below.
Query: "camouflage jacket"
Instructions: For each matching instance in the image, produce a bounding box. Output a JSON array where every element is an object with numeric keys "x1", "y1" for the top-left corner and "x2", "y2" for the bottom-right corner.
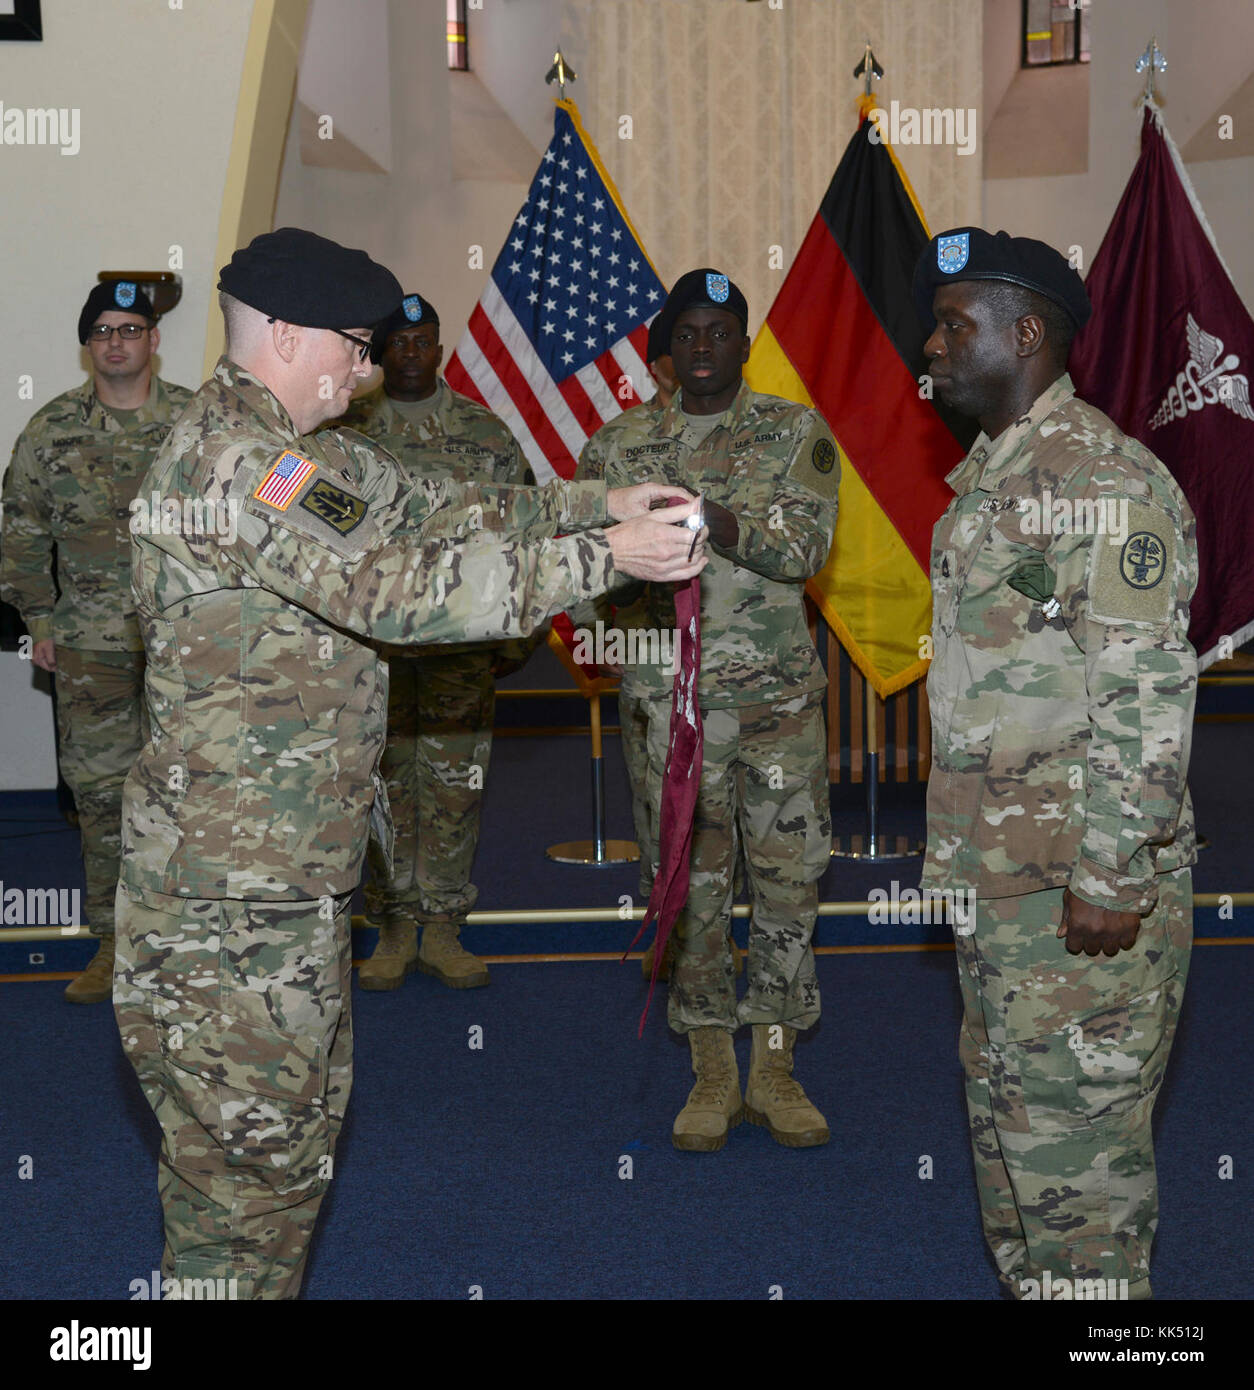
[
  {"x1": 570, "y1": 397, "x2": 663, "y2": 667},
  {"x1": 341, "y1": 378, "x2": 533, "y2": 665},
  {"x1": 121, "y1": 357, "x2": 615, "y2": 902},
  {"x1": 343, "y1": 379, "x2": 525, "y2": 488},
  {"x1": 574, "y1": 381, "x2": 839, "y2": 707},
  {"x1": 922, "y1": 373, "x2": 1197, "y2": 912},
  {"x1": 1, "y1": 375, "x2": 191, "y2": 650}
]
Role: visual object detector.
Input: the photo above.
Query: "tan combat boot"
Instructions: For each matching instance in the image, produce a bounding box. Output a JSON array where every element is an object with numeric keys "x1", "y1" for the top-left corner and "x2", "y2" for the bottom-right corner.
[
  {"x1": 64, "y1": 934, "x2": 115, "y2": 1004},
  {"x1": 417, "y1": 923, "x2": 490, "y2": 989},
  {"x1": 672, "y1": 1028, "x2": 743, "y2": 1152},
  {"x1": 358, "y1": 918, "x2": 419, "y2": 991},
  {"x1": 744, "y1": 1023, "x2": 830, "y2": 1148}
]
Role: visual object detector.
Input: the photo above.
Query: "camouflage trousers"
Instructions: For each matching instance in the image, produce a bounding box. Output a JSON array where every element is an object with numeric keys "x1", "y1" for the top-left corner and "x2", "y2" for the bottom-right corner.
[
  {"x1": 646, "y1": 691, "x2": 831, "y2": 1034},
  {"x1": 618, "y1": 687, "x2": 656, "y2": 899},
  {"x1": 114, "y1": 884, "x2": 353, "y2": 1300},
  {"x1": 55, "y1": 647, "x2": 146, "y2": 938},
  {"x1": 954, "y1": 868, "x2": 1192, "y2": 1300},
  {"x1": 365, "y1": 649, "x2": 494, "y2": 926}
]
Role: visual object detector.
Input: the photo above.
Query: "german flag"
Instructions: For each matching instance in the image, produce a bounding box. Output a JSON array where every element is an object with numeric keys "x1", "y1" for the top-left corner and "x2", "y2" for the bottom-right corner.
[{"x1": 746, "y1": 98, "x2": 973, "y2": 697}]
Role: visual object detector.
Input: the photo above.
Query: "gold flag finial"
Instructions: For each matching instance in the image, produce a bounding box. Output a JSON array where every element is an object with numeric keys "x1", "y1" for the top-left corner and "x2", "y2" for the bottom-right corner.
[{"x1": 545, "y1": 51, "x2": 577, "y2": 100}]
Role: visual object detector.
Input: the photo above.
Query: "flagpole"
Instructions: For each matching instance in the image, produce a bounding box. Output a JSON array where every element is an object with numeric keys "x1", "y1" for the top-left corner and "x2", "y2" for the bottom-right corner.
[
  {"x1": 830, "y1": 43, "x2": 923, "y2": 864},
  {"x1": 519, "y1": 51, "x2": 635, "y2": 869}
]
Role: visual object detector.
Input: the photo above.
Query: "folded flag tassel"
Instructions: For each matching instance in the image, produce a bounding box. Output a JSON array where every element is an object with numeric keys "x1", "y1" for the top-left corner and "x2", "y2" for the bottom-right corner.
[{"x1": 625, "y1": 575, "x2": 703, "y2": 1035}]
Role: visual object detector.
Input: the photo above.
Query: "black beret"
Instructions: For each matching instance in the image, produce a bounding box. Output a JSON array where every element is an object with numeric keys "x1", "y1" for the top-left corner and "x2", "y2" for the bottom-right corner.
[
  {"x1": 78, "y1": 281, "x2": 156, "y2": 345},
  {"x1": 217, "y1": 227, "x2": 402, "y2": 330},
  {"x1": 646, "y1": 309, "x2": 671, "y2": 364},
  {"x1": 651, "y1": 268, "x2": 748, "y2": 356},
  {"x1": 913, "y1": 227, "x2": 1091, "y2": 331},
  {"x1": 369, "y1": 292, "x2": 440, "y2": 365}
]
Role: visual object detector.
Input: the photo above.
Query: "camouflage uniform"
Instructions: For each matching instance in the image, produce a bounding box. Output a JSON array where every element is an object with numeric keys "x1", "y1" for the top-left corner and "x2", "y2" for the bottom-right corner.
[
  {"x1": 580, "y1": 381, "x2": 838, "y2": 1033},
  {"x1": 923, "y1": 373, "x2": 1197, "y2": 1299},
  {"x1": 572, "y1": 397, "x2": 665, "y2": 896},
  {"x1": 0, "y1": 376, "x2": 191, "y2": 940},
  {"x1": 116, "y1": 358, "x2": 621, "y2": 1298},
  {"x1": 342, "y1": 380, "x2": 532, "y2": 935}
]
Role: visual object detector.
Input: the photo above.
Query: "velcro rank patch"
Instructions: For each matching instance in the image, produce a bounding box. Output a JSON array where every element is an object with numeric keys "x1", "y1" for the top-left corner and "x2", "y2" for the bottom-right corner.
[
  {"x1": 787, "y1": 432, "x2": 840, "y2": 500},
  {"x1": 1089, "y1": 499, "x2": 1176, "y2": 625},
  {"x1": 298, "y1": 477, "x2": 368, "y2": 535}
]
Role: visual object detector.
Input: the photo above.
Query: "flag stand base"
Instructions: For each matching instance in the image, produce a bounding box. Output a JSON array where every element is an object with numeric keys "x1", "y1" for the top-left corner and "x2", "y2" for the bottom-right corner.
[
  {"x1": 829, "y1": 749, "x2": 924, "y2": 862},
  {"x1": 830, "y1": 834, "x2": 924, "y2": 861},
  {"x1": 546, "y1": 837, "x2": 640, "y2": 866},
  {"x1": 546, "y1": 692, "x2": 641, "y2": 866}
]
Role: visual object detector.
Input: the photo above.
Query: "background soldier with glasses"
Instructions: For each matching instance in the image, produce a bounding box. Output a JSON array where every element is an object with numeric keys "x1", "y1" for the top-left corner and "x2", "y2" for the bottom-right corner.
[{"x1": 0, "y1": 281, "x2": 190, "y2": 1002}]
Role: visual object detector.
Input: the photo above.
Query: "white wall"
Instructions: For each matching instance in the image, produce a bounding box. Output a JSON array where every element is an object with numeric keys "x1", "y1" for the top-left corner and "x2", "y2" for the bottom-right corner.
[
  {"x1": 984, "y1": 0, "x2": 1254, "y2": 309},
  {"x1": 298, "y1": 0, "x2": 392, "y2": 171},
  {"x1": 0, "y1": 0, "x2": 255, "y2": 789},
  {"x1": 274, "y1": 0, "x2": 538, "y2": 367},
  {"x1": 982, "y1": 0, "x2": 1022, "y2": 132},
  {"x1": 468, "y1": 0, "x2": 563, "y2": 156}
]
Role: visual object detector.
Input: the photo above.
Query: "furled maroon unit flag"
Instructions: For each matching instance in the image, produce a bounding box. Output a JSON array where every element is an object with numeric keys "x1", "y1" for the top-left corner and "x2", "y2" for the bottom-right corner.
[
  {"x1": 1069, "y1": 102, "x2": 1254, "y2": 666},
  {"x1": 626, "y1": 577, "x2": 702, "y2": 1035}
]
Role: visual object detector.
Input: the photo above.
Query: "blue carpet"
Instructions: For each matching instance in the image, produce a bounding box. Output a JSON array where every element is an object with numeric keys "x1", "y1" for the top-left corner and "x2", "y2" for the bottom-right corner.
[
  {"x1": 0, "y1": 946, "x2": 1248, "y2": 1300},
  {"x1": 3, "y1": 697, "x2": 1252, "y2": 975}
]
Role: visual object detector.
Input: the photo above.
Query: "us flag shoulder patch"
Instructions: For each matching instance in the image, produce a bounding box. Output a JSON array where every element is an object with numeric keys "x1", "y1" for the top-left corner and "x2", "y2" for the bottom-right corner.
[{"x1": 253, "y1": 451, "x2": 317, "y2": 511}]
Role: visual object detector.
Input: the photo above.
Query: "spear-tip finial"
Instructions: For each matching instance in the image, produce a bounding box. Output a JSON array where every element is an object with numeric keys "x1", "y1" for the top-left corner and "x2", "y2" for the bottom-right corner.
[
  {"x1": 853, "y1": 40, "x2": 884, "y2": 98},
  {"x1": 1135, "y1": 35, "x2": 1167, "y2": 103},
  {"x1": 545, "y1": 50, "x2": 577, "y2": 100}
]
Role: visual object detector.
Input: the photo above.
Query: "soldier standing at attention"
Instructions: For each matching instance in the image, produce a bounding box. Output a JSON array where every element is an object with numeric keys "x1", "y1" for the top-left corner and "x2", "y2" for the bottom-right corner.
[
  {"x1": 344, "y1": 292, "x2": 527, "y2": 991},
  {"x1": 0, "y1": 282, "x2": 190, "y2": 1003},
  {"x1": 915, "y1": 227, "x2": 1197, "y2": 1300},
  {"x1": 574, "y1": 315, "x2": 742, "y2": 984},
  {"x1": 583, "y1": 269, "x2": 839, "y2": 1153},
  {"x1": 114, "y1": 227, "x2": 706, "y2": 1299},
  {"x1": 573, "y1": 315, "x2": 676, "y2": 931}
]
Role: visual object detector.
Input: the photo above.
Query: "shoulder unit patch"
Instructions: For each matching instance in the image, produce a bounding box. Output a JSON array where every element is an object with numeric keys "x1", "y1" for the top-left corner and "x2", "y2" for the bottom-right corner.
[
  {"x1": 1089, "y1": 501, "x2": 1176, "y2": 625},
  {"x1": 298, "y1": 477, "x2": 368, "y2": 535}
]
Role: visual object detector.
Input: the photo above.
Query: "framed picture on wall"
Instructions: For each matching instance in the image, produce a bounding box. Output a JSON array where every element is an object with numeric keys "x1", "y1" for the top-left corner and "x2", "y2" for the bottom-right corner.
[{"x1": 0, "y1": 0, "x2": 42, "y2": 42}]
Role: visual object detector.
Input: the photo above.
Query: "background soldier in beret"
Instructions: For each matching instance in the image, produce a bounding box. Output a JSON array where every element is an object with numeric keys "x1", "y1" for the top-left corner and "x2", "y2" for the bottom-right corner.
[
  {"x1": 580, "y1": 268, "x2": 838, "y2": 1153},
  {"x1": 342, "y1": 292, "x2": 534, "y2": 991},
  {"x1": 915, "y1": 226, "x2": 1197, "y2": 1299},
  {"x1": 113, "y1": 227, "x2": 706, "y2": 1299},
  {"x1": 0, "y1": 282, "x2": 190, "y2": 1003}
]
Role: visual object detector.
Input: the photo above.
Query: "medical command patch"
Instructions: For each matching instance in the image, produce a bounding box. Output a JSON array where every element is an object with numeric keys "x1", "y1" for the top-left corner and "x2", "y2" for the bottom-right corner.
[
  {"x1": 1090, "y1": 501, "x2": 1176, "y2": 624},
  {"x1": 298, "y1": 477, "x2": 368, "y2": 534},
  {"x1": 254, "y1": 451, "x2": 318, "y2": 511},
  {"x1": 788, "y1": 430, "x2": 840, "y2": 500}
]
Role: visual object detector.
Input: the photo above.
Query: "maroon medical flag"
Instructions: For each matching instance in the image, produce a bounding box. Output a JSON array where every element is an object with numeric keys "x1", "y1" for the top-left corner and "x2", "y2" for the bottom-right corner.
[
  {"x1": 1070, "y1": 101, "x2": 1254, "y2": 665},
  {"x1": 626, "y1": 577, "x2": 702, "y2": 1035}
]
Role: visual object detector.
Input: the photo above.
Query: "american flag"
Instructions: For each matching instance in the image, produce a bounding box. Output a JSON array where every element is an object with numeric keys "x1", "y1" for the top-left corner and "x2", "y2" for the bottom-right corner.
[
  {"x1": 445, "y1": 100, "x2": 667, "y2": 483},
  {"x1": 254, "y1": 450, "x2": 316, "y2": 510}
]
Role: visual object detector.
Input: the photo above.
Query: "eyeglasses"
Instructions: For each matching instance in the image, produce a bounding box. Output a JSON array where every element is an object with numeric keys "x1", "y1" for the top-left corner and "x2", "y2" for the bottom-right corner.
[
  {"x1": 88, "y1": 323, "x2": 150, "y2": 341},
  {"x1": 266, "y1": 317, "x2": 372, "y2": 363},
  {"x1": 329, "y1": 328, "x2": 373, "y2": 363}
]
